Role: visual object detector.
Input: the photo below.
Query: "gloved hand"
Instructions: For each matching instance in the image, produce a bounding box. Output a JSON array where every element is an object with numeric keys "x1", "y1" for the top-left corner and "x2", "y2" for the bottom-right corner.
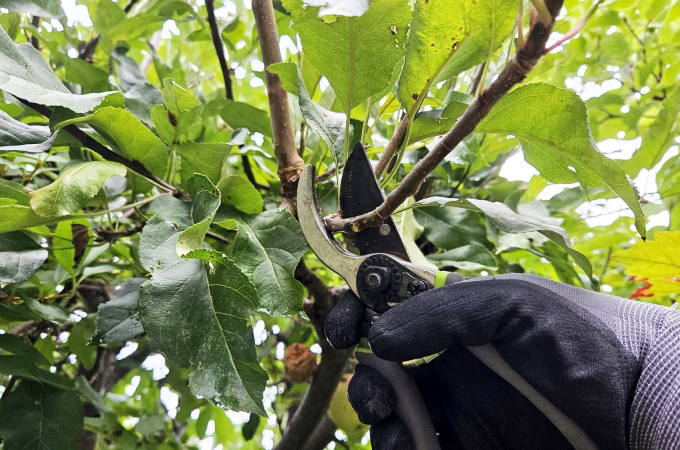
[{"x1": 325, "y1": 274, "x2": 680, "y2": 450}]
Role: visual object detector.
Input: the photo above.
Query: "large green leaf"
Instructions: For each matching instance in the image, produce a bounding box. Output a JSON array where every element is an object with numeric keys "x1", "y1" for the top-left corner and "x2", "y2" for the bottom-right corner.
[
  {"x1": 0, "y1": 334, "x2": 49, "y2": 365},
  {"x1": 91, "y1": 278, "x2": 146, "y2": 345},
  {"x1": 0, "y1": 110, "x2": 55, "y2": 153},
  {"x1": 465, "y1": 0, "x2": 517, "y2": 59},
  {"x1": 0, "y1": 355, "x2": 73, "y2": 389},
  {"x1": 55, "y1": 107, "x2": 169, "y2": 190},
  {"x1": 428, "y1": 242, "x2": 498, "y2": 271},
  {"x1": 215, "y1": 206, "x2": 307, "y2": 315},
  {"x1": 0, "y1": 26, "x2": 113, "y2": 113},
  {"x1": 434, "y1": 37, "x2": 487, "y2": 83},
  {"x1": 304, "y1": 0, "x2": 370, "y2": 17},
  {"x1": 0, "y1": 204, "x2": 54, "y2": 232},
  {"x1": 0, "y1": 381, "x2": 83, "y2": 450},
  {"x1": 625, "y1": 86, "x2": 680, "y2": 176},
  {"x1": 284, "y1": 0, "x2": 410, "y2": 112},
  {"x1": 29, "y1": 161, "x2": 126, "y2": 218},
  {"x1": 0, "y1": 0, "x2": 64, "y2": 19},
  {"x1": 402, "y1": 197, "x2": 594, "y2": 279},
  {"x1": 409, "y1": 93, "x2": 470, "y2": 144},
  {"x1": 177, "y1": 142, "x2": 233, "y2": 185},
  {"x1": 139, "y1": 215, "x2": 267, "y2": 415},
  {"x1": 217, "y1": 176, "x2": 263, "y2": 214},
  {"x1": 0, "y1": 231, "x2": 47, "y2": 283},
  {"x1": 397, "y1": 0, "x2": 466, "y2": 114},
  {"x1": 477, "y1": 83, "x2": 646, "y2": 238},
  {"x1": 219, "y1": 100, "x2": 272, "y2": 137}
]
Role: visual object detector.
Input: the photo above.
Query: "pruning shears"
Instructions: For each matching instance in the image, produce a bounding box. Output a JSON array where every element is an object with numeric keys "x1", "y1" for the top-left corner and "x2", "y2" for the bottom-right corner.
[
  {"x1": 298, "y1": 143, "x2": 600, "y2": 450},
  {"x1": 298, "y1": 143, "x2": 457, "y2": 450}
]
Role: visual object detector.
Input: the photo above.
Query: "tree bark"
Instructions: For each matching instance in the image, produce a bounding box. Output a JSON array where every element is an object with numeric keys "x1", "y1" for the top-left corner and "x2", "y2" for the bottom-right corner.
[{"x1": 252, "y1": 0, "x2": 305, "y2": 214}]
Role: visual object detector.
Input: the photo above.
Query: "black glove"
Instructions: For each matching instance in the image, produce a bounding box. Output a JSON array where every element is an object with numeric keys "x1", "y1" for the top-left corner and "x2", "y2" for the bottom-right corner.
[{"x1": 325, "y1": 274, "x2": 644, "y2": 450}]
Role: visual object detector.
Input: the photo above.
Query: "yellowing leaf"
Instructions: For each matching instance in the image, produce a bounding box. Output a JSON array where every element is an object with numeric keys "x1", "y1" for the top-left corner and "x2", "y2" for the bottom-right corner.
[{"x1": 614, "y1": 231, "x2": 680, "y2": 277}]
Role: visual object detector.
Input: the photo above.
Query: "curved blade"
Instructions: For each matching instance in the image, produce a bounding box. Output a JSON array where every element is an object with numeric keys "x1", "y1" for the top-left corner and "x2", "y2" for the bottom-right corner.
[
  {"x1": 340, "y1": 143, "x2": 408, "y2": 259},
  {"x1": 298, "y1": 164, "x2": 366, "y2": 294}
]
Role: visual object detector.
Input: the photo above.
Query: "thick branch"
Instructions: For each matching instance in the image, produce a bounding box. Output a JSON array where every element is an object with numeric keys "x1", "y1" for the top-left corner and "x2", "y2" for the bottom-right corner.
[
  {"x1": 253, "y1": 0, "x2": 304, "y2": 214},
  {"x1": 21, "y1": 100, "x2": 177, "y2": 194},
  {"x1": 275, "y1": 264, "x2": 351, "y2": 450},
  {"x1": 374, "y1": 115, "x2": 408, "y2": 178},
  {"x1": 326, "y1": 0, "x2": 563, "y2": 233}
]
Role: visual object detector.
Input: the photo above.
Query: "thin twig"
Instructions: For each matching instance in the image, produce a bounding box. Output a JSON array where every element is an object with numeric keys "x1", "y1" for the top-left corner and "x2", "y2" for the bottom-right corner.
[
  {"x1": 205, "y1": 231, "x2": 230, "y2": 245},
  {"x1": 30, "y1": 16, "x2": 41, "y2": 50},
  {"x1": 253, "y1": 0, "x2": 305, "y2": 214},
  {"x1": 374, "y1": 115, "x2": 408, "y2": 178},
  {"x1": 545, "y1": 0, "x2": 604, "y2": 53},
  {"x1": 316, "y1": 162, "x2": 346, "y2": 182},
  {"x1": 326, "y1": 0, "x2": 564, "y2": 233},
  {"x1": 206, "y1": 0, "x2": 234, "y2": 100}
]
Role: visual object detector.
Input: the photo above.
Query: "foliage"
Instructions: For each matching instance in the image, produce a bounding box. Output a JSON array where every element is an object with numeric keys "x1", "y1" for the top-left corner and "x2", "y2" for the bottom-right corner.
[{"x1": 0, "y1": 0, "x2": 678, "y2": 449}]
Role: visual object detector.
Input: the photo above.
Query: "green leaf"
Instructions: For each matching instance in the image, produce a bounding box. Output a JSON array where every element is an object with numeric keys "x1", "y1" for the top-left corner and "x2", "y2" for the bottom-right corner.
[
  {"x1": 414, "y1": 206, "x2": 489, "y2": 250},
  {"x1": 625, "y1": 86, "x2": 680, "y2": 176},
  {"x1": 0, "y1": 231, "x2": 47, "y2": 283},
  {"x1": 434, "y1": 37, "x2": 487, "y2": 83},
  {"x1": 219, "y1": 100, "x2": 272, "y2": 137},
  {"x1": 0, "y1": 179, "x2": 30, "y2": 204},
  {"x1": 397, "y1": 0, "x2": 466, "y2": 114},
  {"x1": 285, "y1": 0, "x2": 410, "y2": 112},
  {"x1": 161, "y1": 79, "x2": 202, "y2": 138},
  {"x1": 267, "y1": 62, "x2": 299, "y2": 96},
  {"x1": 0, "y1": 381, "x2": 83, "y2": 450},
  {"x1": 66, "y1": 317, "x2": 97, "y2": 370},
  {"x1": 409, "y1": 94, "x2": 470, "y2": 144},
  {"x1": 0, "y1": 26, "x2": 113, "y2": 113},
  {"x1": 91, "y1": 278, "x2": 146, "y2": 345},
  {"x1": 23, "y1": 296, "x2": 70, "y2": 325},
  {"x1": 217, "y1": 176, "x2": 263, "y2": 214},
  {"x1": 0, "y1": 110, "x2": 56, "y2": 153},
  {"x1": 477, "y1": 83, "x2": 646, "y2": 238},
  {"x1": 176, "y1": 190, "x2": 221, "y2": 256},
  {"x1": 0, "y1": 355, "x2": 73, "y2": 388},
  {"x1": 402, "y1": 197, "x2": 594, "y2": 279},
  {"x1": 0, "y1": 0, "x2": 64, "y2": 18},
  {"x1": 304, "y1": 0, "x2": 370, "y2": 17},
  {"x1": 215, "y1": 207, "x2": 307, "y2": 315},
  {"x1": 0, "y1": 334, "x2": 49, "y2": 365},
  {"x1": 0, "y1": 204, "x2": 54, "y2": 232},
  {"x1": 55, "y1": 107, "x2": 168, "y2": 192},
  {"x1": 139, "y1": 215, "x2": 267, "y2": 414},
  {"x1": 295, "y1": 68, "x2": 348, "y2": 164},
  {"x1": 29, "y1": 161, "x2": 126, "y2": 218},
  {"x1": 428, "y1": 243, "x2": 498, "y2": 271},
  {"x1": 465, "y1": 0, "x2": 517, "y2": 59},
  {"x1": 177, "y1": 142, "x2": 233, "y2": 184}
]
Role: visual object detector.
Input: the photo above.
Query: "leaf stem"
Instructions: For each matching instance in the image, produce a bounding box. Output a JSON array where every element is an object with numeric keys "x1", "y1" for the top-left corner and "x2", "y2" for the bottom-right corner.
[
  {"x1": 545, "y1": 0, "x2": 604, "y2": 53},
  {"x1": 361, "y1": 96, "x2": 373, "y2": 144}
]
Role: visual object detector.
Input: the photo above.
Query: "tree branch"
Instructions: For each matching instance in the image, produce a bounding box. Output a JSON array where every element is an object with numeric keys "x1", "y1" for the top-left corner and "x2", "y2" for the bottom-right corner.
[
  {"x1": 253, "y1": 0, "x2": 305, "y2": 214},
  {"x1": 275, "y1": 264, "x2": 351, "y2": 450},
  {"x1": 206, "y1": 0, "x2": 234, "y2": 100},
  {"x1": 374, "y1": 115, "x2": 408, "y2": 178},
  {"x1": 325, "y1": 0, "x2": 563, "y2": 233},
  {"x1": 20, "y1": 99, "x2": 178, "y2": 194}
]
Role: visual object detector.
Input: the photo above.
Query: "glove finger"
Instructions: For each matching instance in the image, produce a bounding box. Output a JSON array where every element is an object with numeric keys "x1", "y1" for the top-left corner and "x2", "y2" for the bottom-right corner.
[
  {"x1": 324, "y1": 291, "x2": 365, "y2": 349},
  {"x1": 370, "y1": 416, "x2": 414, "y2": 450},
  {"x1": 347, "y1": 364, "x2": 397, "y2": 425},
  {"x1": 368, "y1": 277, "x2": 563, "y2": 361}
]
